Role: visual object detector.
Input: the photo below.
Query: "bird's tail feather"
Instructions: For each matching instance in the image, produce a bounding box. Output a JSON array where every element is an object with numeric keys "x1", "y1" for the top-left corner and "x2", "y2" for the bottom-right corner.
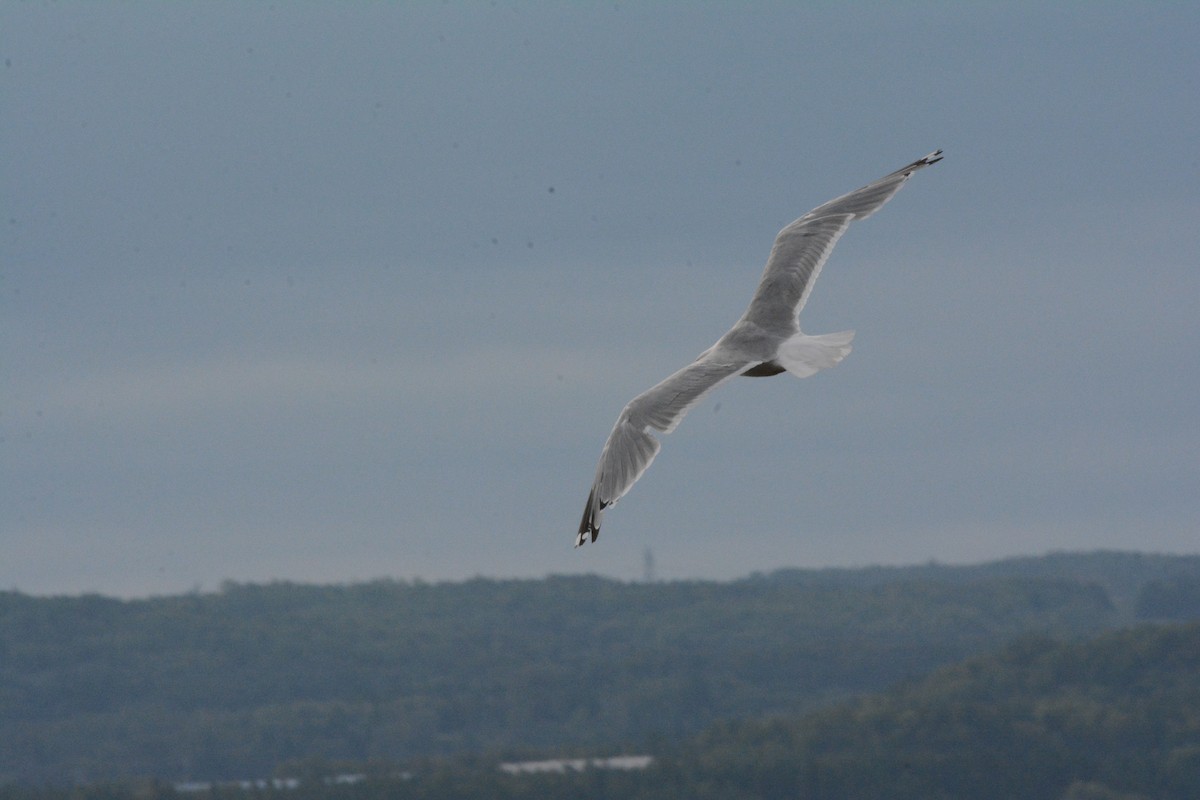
[{"x1": 776, "y1": 330, "x2": 855, "y2": 378}]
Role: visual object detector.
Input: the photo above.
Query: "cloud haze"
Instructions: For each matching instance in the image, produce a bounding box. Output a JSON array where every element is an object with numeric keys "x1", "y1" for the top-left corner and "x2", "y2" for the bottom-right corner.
[{"x1": 3, "y1": 3, "x2": 1197, "y2": 595}]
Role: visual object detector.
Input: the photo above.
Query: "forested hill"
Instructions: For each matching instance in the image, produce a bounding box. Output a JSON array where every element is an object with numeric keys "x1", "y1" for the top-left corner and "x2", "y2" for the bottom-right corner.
[
  {"x1": 762, "y1": 550, "x2": 1200, "y2": 620},
  {"x1": 2, "y1": 551, "x2": 1199, "y2": 784},
  {"x1": 667, "y1": 620, "x2": 1200, "y2": 800}
]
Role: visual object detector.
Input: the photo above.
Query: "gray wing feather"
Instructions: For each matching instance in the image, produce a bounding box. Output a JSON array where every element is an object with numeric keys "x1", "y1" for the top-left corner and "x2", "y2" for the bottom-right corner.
[
  {"x1": 799, "y1": 150, "x2": 942, "y2": 222},
  {"x1": 577, "y1": 354, "x2": 749, "y2": 545},
  {"x1": 742, "y1": 150, "x2": 942, "y2": 332},
  {"x1": 742, "y1": 213, "x2": 855, "y2": 332}
]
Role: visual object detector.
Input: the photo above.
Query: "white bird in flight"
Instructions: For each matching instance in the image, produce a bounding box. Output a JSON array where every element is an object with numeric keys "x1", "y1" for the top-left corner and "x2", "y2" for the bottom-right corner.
[{"x1": 577, "y1": 150, "x2": 943, "y2": 547}]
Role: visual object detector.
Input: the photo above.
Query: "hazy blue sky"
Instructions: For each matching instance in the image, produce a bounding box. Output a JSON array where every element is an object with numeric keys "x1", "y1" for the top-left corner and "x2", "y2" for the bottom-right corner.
[{"x1": 3, "y1": 3, "x2": 1197, "y2": 596}]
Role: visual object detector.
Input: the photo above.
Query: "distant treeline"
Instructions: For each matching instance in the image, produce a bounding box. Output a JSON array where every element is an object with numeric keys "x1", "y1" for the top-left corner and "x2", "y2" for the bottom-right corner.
[
  {"x1": 1, "y1": 551, "x2": 1198, "y2": 786},
  {"x1": 3, "y1": 621, "x2": 1198, "y2": 800}
]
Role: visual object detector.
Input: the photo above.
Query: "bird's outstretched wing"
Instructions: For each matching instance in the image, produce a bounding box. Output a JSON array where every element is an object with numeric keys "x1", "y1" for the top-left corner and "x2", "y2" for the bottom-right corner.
[
  {"x1": 576, "y1": 352, "x2": 750, "y2": 546},
  {"x1": 742, "y1": 150, "x2": 943, "y2": 333}
]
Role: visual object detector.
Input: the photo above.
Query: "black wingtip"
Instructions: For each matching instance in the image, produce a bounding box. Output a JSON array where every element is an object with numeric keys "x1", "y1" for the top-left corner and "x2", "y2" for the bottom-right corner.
[
  {"x1": 895, "y1": 150, "x2": 943, "y2": 178},
  {"x1": 576, "y1": 489, "x2": 602, "y2": 547},
  {"x1": 574, "y1": 525, "x2": 599, "y2": 548}
]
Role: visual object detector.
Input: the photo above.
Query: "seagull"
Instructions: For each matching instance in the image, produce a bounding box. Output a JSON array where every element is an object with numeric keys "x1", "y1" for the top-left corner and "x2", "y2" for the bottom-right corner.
[{"x1": 576, "y1": 150, "x2": 943, "y2": 547}]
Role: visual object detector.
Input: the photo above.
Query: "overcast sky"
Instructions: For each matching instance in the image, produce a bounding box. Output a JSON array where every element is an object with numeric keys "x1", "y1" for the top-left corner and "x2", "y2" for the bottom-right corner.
[{"x1": 3, "y1": 2, "x2": 1197, "y2": 597}]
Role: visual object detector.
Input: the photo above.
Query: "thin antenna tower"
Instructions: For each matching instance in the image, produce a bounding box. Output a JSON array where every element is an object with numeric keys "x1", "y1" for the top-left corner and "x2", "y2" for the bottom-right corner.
[{"x1": 642, "y1": 547, "x2": 656, "y2": 583}]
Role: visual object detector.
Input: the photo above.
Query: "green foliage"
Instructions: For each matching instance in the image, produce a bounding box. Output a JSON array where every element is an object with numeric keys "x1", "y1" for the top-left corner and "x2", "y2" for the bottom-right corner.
[
  {"x1": 0, "y1": 552, "x2": 1195, "y2": 785},
  {"x1": 1136, "y1": 576, "x2": 1200, "y2": 621},
  {"x1": 664, "y1": 621, "x2": 1200, "y2": 800},
  {"x1": 2, "y1": 623, "x2": 1197, "y2": 799},
  {"x1": 767, "y1": 551, "x2": 1200, "y2": 621}
]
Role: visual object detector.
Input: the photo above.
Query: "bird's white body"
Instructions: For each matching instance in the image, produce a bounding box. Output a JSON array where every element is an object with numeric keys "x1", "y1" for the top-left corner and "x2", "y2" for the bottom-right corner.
[{"x1": 577, "y1": 151, "x2": 943, "y2": 546}]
